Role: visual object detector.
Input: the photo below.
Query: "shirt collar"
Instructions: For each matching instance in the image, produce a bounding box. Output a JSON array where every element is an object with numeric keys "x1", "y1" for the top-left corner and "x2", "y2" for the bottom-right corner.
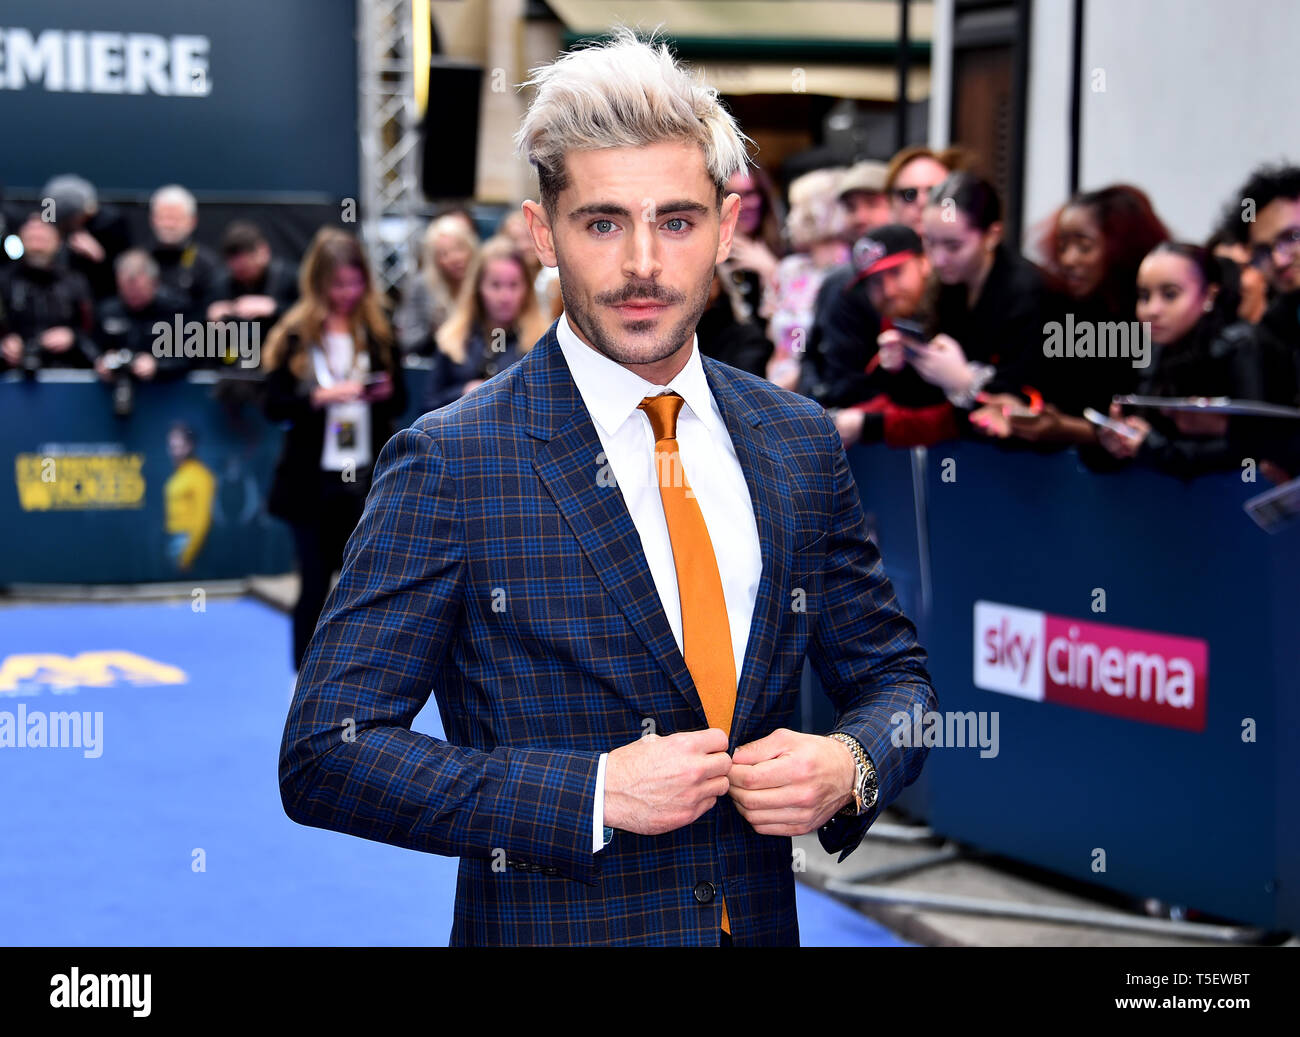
[{"x1": 555, "y1": 310, "x2": 722, "y2": 440}]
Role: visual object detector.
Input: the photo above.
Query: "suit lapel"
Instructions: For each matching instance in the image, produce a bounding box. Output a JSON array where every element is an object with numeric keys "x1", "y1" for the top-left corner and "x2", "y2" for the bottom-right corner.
[{"x1": 525, "y1": 323, "x2": 795, "y2": 737}]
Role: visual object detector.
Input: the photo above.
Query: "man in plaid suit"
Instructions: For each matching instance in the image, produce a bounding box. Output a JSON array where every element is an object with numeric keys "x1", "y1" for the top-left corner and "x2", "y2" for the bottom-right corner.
[{"x1": 279, "y1": 26, "x2": 936, "y2": 946}]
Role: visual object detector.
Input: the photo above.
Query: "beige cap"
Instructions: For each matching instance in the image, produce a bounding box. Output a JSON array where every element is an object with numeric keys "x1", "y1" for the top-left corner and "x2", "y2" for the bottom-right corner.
[{"x1": 837, "y1": 161, "x2": 889, "y2": 198}]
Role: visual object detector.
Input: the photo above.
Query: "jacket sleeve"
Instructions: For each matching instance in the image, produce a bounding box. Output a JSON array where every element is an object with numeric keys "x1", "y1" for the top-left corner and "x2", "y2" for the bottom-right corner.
[
  {"x1": 278, "y1": 424, "x2": 604, "y2": 884},
  {"x1": 806, "y1": 411, "x2": 938, "y2": 861},
  {"x1": 262, "y1": 340, "x2": 315, "y2": 424}
]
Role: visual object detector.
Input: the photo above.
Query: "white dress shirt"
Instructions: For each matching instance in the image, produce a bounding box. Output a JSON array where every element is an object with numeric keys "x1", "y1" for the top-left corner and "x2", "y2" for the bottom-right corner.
[{"x1": 552, "y1": 311, "x2": 764, "y2": 852}]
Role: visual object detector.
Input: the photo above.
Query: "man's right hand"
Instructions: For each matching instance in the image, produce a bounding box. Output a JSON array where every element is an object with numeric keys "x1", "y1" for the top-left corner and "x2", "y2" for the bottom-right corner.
[{"x1": 603, "y1": 728, "x2": 732, "y2": 836}]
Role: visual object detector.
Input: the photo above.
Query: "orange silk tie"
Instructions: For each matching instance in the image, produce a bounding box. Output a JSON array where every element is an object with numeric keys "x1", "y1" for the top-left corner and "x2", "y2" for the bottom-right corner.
[{"x1": 637, "y1": 391, "x2": 735, "y2": 936}]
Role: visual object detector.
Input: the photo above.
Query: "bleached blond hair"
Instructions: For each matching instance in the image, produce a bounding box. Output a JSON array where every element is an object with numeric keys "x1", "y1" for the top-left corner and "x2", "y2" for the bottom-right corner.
[{"x1": 513, "y1": 24, "x2": 755, "y2": 217}]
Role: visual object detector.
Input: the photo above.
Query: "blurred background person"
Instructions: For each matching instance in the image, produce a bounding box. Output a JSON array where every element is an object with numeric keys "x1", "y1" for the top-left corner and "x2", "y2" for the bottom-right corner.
[
  {"x1": 93, "y1": 250, "x2": 189, "y2": 405},
  {"x1": 1235, "y1": 162, "x2": 1300, "y2": 480},
  {"x1": 826, "y1": 224, "x2": 958, "y2": 449},
  {"x1": 697, "y1": 262, "x2": 775, "y2": 377},
  {"x1": 723, "y1": 162, "x2": 786, "y2": 321},
  {"x1": 798, "y1": 160, "x2": 894, "y2": 402},
  {"x1": 392, "y1": 213, "x2": 479, "y2": 358},
  {"x1": 801, "y1": 145, "x2": 968, "y2": 406},
  {"x1": 761, "y1": 166, "x2": 849, "y2": 390},
  {"x1": 837, "y1": 160, "x2": 892, "y2": 242},
  {"x1": 883, "y1": 172, "x2": 1047, "y2": 417},
  {"x1": 1241, "y1": 164, "x2": 1300, "y2": 367},
  {"x1": 42, "y1": 174, "x2": 132, "y2": 302},
  {"x1": 421, "y1": 235, "x2": 548, "y2": 412},
  {"x1": 206, "y1": 220, "x2": 300, "y2": 356},
  {"x1": 1097, "y1": 242, "x2": 1264, "y2": 476},
  {"x1": 0, "y1": 212, "x2": 95, "y2": 372},
  {"x1": 972, "y1": 184, "x2": 1169, "y2": 444},
  {"x1": 261, "y1": 228, "x2": 408, "y2": 673},
  {"x1": 1206, "y1": 211, "x2": 1268, "y2": 325},
  {"x1": 884, "y1": 145, "x2": 969, "y2": 233},
  {"x1": 500, "y1": 207, "x2": 563, "y2": 321},
  {"x1": 149, "y1": 184, "x2": 220, "y2": 325}
]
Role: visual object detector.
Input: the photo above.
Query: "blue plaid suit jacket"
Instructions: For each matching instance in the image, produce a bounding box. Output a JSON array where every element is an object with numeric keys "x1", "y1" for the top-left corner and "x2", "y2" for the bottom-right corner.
[{"x1": 279, "y1": 318, "x2": 936, "y2": 946}]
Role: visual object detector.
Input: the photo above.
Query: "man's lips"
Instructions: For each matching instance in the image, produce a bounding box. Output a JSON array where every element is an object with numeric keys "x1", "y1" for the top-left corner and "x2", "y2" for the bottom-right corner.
[{"x1": 613, "y1": 301, "x2": 669, "y2": 317}]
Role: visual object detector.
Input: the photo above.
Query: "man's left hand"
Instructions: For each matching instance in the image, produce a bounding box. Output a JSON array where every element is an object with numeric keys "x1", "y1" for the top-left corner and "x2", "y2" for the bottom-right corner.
[{"x1": 728, "y1": 728, "x2": 856, "y2": 836}]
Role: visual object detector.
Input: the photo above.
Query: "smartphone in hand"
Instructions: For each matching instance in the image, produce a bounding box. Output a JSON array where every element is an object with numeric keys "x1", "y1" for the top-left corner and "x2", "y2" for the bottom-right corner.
[{"x1": 1083, "y1": 406, "x2": 1144, "y2": 441}]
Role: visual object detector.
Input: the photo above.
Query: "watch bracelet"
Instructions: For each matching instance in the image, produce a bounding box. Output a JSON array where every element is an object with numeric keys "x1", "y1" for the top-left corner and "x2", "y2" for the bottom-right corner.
[{"x1": 828, "y1": 731, "x2": 877, "y2": 816}]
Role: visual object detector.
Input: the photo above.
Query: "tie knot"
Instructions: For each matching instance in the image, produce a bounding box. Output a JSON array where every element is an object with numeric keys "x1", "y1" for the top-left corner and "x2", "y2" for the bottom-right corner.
[{"x1": 638, "y1": 392, "x2": 684, "y2": 441}]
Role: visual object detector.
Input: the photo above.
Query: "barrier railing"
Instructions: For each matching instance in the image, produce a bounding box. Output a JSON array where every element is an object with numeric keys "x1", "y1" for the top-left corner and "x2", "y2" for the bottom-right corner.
[{"x1": 5, "y1": 370, "x2": 1296, "y2": 929}]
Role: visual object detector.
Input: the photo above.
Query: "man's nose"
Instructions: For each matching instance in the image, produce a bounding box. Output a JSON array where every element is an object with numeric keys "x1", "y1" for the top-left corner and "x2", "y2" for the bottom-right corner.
[{"x1": 624, "y1": 220, "x2": 662, "y2": 280}]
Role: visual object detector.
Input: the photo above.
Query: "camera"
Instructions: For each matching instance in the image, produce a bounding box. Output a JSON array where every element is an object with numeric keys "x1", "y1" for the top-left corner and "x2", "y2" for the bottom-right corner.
[
  {"x1": 21, "y1": 335, "x2": 41, "y2": 378},
  {"x1": 100, "y1": 347, "x2": 136, "y2": 417}
]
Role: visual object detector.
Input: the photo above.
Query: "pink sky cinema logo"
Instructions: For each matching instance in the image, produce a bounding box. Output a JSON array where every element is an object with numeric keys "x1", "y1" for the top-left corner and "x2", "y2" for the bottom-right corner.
[{"x1": 973, "y1": 601, "x2": 1207, "y2": 731}]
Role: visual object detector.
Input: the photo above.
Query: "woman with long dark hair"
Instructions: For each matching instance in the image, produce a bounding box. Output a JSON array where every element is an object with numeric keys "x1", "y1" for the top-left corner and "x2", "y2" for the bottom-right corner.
[
  {"x1": 877, "y1": 172, "x2": 1047, "y2": 415},
  {"x1": 1096, "y1": 241, "x2": 1265, "y2": 476},
  {"x1": 971, "y1": 183, "x2": 1170, "y2": 444},
  {"x1": 262, "y1": 227, "x2": 408, "y2": 672}
]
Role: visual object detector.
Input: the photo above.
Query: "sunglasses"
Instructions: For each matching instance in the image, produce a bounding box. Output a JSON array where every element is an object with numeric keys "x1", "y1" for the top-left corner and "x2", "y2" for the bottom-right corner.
[{"x1": 1249, "y1": 227, "x2": 1300, "y2": 269}]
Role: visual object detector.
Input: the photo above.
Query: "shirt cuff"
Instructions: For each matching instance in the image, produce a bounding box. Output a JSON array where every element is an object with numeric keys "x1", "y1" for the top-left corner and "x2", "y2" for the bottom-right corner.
[{"x1": 593, "y1": 752, "x2": 614, "y2": 852}]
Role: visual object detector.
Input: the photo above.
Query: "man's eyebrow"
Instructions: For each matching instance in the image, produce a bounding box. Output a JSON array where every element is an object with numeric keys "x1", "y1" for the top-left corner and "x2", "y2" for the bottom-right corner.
[{"x1": 567, "y1": 200, "x2": 712, "y2": 221}]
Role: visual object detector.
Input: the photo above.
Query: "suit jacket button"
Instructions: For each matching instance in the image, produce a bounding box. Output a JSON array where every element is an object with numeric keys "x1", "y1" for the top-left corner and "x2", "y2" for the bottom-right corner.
[{"x1": 693, "y1": 881, "x2": 716, "y2": 904}]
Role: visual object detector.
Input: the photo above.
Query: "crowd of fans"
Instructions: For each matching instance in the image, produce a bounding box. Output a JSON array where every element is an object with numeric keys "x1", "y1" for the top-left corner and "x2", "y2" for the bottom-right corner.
[
  {"x1": 4, "y1": 153, "x2": 1299, "y2": 491},
  {"x1": 6, "y1": 154, "x2": 1297, "y2": 669}
]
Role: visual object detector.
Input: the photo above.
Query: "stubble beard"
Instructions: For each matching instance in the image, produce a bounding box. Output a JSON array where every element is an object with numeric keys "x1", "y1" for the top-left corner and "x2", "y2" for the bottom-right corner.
[{"x1": 556, "y1": 251, "x2": 712, "y2": 368}]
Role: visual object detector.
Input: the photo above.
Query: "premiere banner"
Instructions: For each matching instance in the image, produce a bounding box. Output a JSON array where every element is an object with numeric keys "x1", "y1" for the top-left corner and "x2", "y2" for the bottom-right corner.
[{"x1": 0, "y1": 0, "x2": 358, "y2": 197}]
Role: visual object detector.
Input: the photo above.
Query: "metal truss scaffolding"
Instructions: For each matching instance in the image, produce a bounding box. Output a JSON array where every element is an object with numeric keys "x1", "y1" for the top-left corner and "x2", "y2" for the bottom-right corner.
[{"x1": 357, "y1": 0, "x2": 423, "y2": 297}]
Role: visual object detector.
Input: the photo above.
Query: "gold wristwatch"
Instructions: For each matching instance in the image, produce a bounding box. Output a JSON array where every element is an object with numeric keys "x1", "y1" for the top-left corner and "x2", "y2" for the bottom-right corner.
[{"x1": 828, "y1": 731, "x2": 878, "y2": 817}]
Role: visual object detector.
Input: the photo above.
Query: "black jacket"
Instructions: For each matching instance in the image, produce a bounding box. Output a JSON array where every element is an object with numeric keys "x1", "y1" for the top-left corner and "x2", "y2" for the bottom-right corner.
[
  {"x1": 262, "y1": 328, "x2": 409, "y2": 523},
  {"x1": 933, "y1": 245, "x2": 1049, "y2": 398},
  {"x1": 0, "y1": 261, "x2": 95, "y2": 369},
  {"x1": 422, "y1": 324, "x2": 527, "y2": 412},
  {"x1": 1125, "y1": 317, "x2": 1268, "y2": 478},
  {"x1": 1027, "y1": 290, "x2": 1144, "y2": 417},
  {"x1": 1238, "y1": 289, "x2": 1300, "y2": 476},
  {"x1": 695, "y1": 293, "x2": 773, "y2": 377},
  {"x1": 94, "y1": 285, "x2": 192, "y2": 379},
  {"x1": 208, "y1": 257, "x2": 299, "y2": 335},
  {"x1": 151, "y1": 238, "x2": 221, "y2": 323},
  {"x1": 64, "y1": 205, "x2": 133, "y2": 301},
  {"x1": 205, "y1": 256, "x2": 300, "y2": 371},
  {"x1": 799, "y1": 263, "x2": 883, "y2": 407}
]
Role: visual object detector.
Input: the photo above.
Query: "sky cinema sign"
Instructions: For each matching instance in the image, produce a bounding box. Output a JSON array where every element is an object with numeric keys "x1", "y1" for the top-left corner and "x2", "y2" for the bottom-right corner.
[{"x1": 973, "y1": 601, "x2": 1208, "y2": 731}]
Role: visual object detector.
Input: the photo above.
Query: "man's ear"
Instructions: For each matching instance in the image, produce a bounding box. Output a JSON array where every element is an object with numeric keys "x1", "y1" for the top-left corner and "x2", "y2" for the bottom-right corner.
[
  {"x1": 715, "y1": 192, "x2": 741, "y2": 264},
  {"x1": 522, "y1": 200, "x2": 558, "y2": 268}
]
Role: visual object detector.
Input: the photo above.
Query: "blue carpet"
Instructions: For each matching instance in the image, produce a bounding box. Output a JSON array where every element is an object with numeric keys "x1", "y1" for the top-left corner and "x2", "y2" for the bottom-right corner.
[{"x1": 0, "y1": 599, "x2": 909, "y2": 946}]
